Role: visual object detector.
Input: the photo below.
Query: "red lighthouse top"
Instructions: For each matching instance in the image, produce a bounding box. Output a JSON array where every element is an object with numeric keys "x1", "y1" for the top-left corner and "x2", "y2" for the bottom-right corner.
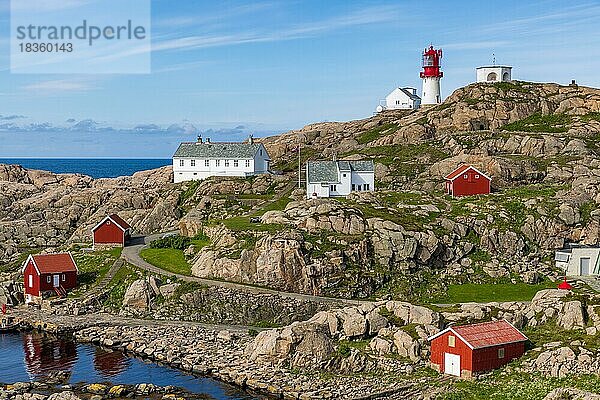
[{"x1": 420, "y1": 46, "x2": 443, "y2": 78}]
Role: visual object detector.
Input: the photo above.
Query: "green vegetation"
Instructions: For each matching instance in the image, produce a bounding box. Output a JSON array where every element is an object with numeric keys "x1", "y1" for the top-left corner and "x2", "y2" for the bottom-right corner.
[
  {"x1": 336, "y1": 339, "x2": 370, "y2": 358},
  {"x1": 71, "y1": 248, "x2": 122, "y2": 294},
  {"x1": 172, "y1": 281, "x2": 206, "y2": 299},
  {"x1": 141, "y1": 233, "x2": 210, "y2": 276},
  {"x1": 177, "y1": 180, "x2": 202, "y2": 212},
  {"x1": 442, "y1": 371, "x2": 600, "y2": 400},
  {"x1": 579, "y1": 200, "x2": 597, "y2": 225},
  {"x1": 219, "y1": 216, "x2": 283, "y2": 232},
  {"x1": 140, "y1": 247, "x2": 191, "y2": 275},
  {"x1": 104, "y1": 264, "x2": 139, "y2": 309},
  {"x1": 582, "y1": 112, "x2": 600, "y2": 122},
  {"x1": 435, "y1": 282, "x2": 556, "y2": 304},
  {"x1": 463, "y1": 98, "x2": 480, "y2": 105},
  {"x1": 356, "y1": 123, "x2": 399, "y2": 145},
  {"x1": 526, "y1": 319, "x2": 600, "y2": 350},
  {"x1": 492, "y1": 81, "x2": 530, "y2": 93},
  {"x1": 2, "y1": 247, "x2": 42, "y2": 272},
  {"x1": 502, "y1": 113, "x2": 572, "y2": 133}
]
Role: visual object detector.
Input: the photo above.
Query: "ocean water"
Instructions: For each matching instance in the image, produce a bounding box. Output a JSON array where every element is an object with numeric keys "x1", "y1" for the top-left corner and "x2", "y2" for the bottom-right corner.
[
  {"x1": 0, "y1": 332, "x2": 263, "y2": 400},
  {"x1": 0, "y1": 159, "x2": 172, "y2": 179}
]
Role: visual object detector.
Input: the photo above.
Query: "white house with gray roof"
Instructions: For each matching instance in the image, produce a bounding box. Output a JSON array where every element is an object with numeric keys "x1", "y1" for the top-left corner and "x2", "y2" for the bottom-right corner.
[
  {"x1": 377, "y1": 87, "x2": 421, "y2": 112},
  {"x1": 306, "y1": 160, "x2": 375, "y2": 199},
  {"x1": 172, "y1": 136, "x2": 270, "y2": 183}
]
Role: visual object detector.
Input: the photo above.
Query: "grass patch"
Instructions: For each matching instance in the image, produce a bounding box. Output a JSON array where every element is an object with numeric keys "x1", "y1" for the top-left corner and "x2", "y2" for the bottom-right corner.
[
  {"x1": 104, "y1": 264, "x2": 139, "y2": 309},
  {"x1": 140, "y1": 248, "x2": 191, "y2": 276},
  {"x1": 502, "y1": 113, "x2": 572, "y2": 133},
  {"x1": 356, "y1": 123, "x2": 399, "y2": 145},
  {"x1": 582, "y1": 112, "x2": 600, "y2": 122},
  {"x1": 434, "y1": 282, "x2": 555, "y2": 303},
  {"x1": 579, "y1": 200, "x2": 597, "y2": 226},
  {"x1": 442, "y1": 371, "x2": 600, "y2": 400},
  {"x1": 71, "y1": 247, "x2": 122, "y2": 294}
]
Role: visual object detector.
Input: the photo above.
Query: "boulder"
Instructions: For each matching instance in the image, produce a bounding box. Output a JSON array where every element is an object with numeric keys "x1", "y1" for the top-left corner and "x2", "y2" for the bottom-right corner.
[
  {"x1": 122, "y1": 279, "x2": 151, "y2": 311},
  {"x1": 557, "y1": 301, "x2": 586, "y2": 330}
]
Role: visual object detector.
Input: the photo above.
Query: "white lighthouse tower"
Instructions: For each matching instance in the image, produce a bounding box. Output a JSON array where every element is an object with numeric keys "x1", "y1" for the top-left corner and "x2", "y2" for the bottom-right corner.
[{"x1": 420, "y1": 46, "x2": 443, "y2": 105}]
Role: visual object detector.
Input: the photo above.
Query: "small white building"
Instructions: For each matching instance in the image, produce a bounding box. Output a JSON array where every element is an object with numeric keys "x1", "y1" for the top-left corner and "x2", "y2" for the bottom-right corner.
[
  {"x1": 476, "y1": 66, "x2": 512, "y2": 83},
  {"x1": 555, "y1": 247, "x2": 600, "y2": 276},
  {"x1": 172, "y1": 136, "x2": 270, "y2": 183},
  {"x1": 377, "y1": 87, "x2": 421, "y2": 112},
  {"x1": 306, "y1": 160, "x2": 375, "y2": 199}
]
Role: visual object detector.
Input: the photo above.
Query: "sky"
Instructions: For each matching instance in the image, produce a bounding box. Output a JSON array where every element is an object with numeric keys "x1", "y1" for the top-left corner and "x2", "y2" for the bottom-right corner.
[{"x1": 0, "y1": 0, "x2": 599, "y2": 158}]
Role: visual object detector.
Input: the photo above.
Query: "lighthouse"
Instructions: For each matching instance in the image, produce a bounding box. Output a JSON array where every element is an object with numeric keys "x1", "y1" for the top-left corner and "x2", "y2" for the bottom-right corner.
[{"x1": 420, "y1": 46, "x2": 443, "y2": 105}]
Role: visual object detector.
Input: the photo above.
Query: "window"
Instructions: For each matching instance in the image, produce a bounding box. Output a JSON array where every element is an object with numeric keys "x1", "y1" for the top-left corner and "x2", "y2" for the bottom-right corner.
[
  {"x1": 216, "y1": 160, "x2": 221, "y2": 167},
  {"x1": 357, "y1": 185, "x2": 362, "y2": 191},
  {"x1": 463, "y1": 174, "x2": 468, "y2": 179},
  {"x1": 205, "y1": 160, "x2": 210, "y2": 167},
  {"x1": 343, "y1": 173, "x2": 347, "y2": 178},
  {"x1": 234, "y1": 160, "x2": 239, "y2": 167},
  {"x1": 191, "y1": 160, "x2": 196, "y2": 167},
  {"x1": 260, "y1": 149, "x2": 263, "y2": 156},
  {"x1": 225, "y1": 160, "x2": 230, "y2": 167},
  {"x1": 448, "y1": 335, "x2": 456, "y2": 347},
  {"x1": 28, "y1": 275, "x2": 33, "y2": 288},
  {"x1": 62, "y1": 274, "x2": 65, "y2": 282},
  {"x1": 193, "y1": 173, "x2": 197, "y2": 176},
  {"x1": 475, "y1": 174, "x2": 480, "y2": 179},
  {"x1": 364, "y1": 184, "x2": 370, "y2": 190},
  {"x1": 498, "y1": 348, "x2": 505, "y2": 359},
  {"x1": 352, "y1": 184, "x2": 356, "y2": 191},
  {"x1": 179, "y1": 159, "x2": 184, "y2": 167},
  {"x1": 47, "y1": 276, "x2": 51, "y2": 284},
  {"x1": 330, "y1": 185, "x2": 337, "y2": 192},
  {"x1": 245, "y1": 160, "x2": 251, "y2": 168}
]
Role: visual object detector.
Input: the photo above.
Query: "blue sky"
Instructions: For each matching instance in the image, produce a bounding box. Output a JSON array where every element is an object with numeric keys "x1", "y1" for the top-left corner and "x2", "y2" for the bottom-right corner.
[{"x1": 0, "y1": 0, "x2": 599, "y2": 158}]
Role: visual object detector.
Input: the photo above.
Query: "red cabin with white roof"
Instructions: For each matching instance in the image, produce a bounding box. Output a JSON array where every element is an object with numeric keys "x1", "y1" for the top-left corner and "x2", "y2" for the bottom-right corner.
[
  {"x1": 445, "y1": 164, "x2": 491, "y2": 197},
  {"x1": 428, "y1": 320, "x2": 527, "y2": 378},
  {"x1": 92, "y1": 214, "x2": 131, "y2": 249},
  {"x1": 22, "y1": 253, "x2": 78, "y2": 304}
]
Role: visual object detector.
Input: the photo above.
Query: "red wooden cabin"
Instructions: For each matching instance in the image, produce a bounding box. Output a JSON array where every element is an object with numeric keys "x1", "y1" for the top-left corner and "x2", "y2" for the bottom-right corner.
[
  {"x1": 428, "y1": 320, "x2": 527, "y2": 378},
  {"x1": 92, "y1": 214, "x2": 131, "y2": 249},
  {"x1": 22, "y1": 253, "x2": 78, "y2": 304},
  {"x1": 445, "y1": 164, "x2": 491, "y2": 197}
]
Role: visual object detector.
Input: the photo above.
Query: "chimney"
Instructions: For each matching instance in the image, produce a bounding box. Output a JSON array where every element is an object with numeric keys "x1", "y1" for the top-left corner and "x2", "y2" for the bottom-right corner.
[
  {"x1": 206, "y1": 137, "x2": 211, "y2": 143},
  {"x1": 570, "y1": 79, "x2": 578, "y2": 87},
  {"x1": 248, "y1": 134, "x2": 254, "y2": 144},
  {"x1": 197, "y1": 135, "x2": 203, "y2": 143}
]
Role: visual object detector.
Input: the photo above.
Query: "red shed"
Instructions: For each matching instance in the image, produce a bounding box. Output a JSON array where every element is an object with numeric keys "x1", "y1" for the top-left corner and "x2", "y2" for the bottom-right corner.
[
  {"x1": 445, "y1": 164, "x2": 491, "y2": 197},
  {"x1": 92, "y1": 214, "x2": 131, "y2": 249},
  {"x1": 22, "y1": 253, "x2": 78, "y2": 304},
  {"x1": 428, "y1": 320, "x2": 527, "y2": 378}
]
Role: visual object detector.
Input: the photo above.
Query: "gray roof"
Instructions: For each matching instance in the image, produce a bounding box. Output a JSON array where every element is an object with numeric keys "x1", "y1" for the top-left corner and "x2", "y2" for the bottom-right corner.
[
  {"x1": 307, "y1": 160, "x2": 374, "y2": 183},
  {"x1": 399, "y1": 87, "x2": 421, "y2": 101},
  {"x1": 173, "y1": 142, "x2": 266, "y2": 159}
]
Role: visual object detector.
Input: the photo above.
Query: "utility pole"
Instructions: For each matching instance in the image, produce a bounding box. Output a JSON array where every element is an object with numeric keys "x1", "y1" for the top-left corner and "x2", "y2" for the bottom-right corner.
[{"x1": 298, "y1": 144, "x2": 301, "y2": 188}]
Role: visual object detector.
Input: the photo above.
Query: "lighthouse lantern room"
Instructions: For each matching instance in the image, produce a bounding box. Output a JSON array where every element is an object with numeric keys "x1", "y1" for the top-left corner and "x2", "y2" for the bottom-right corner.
[{"x1": 420, "y1": 46, "x2": 443, "y2": 105}]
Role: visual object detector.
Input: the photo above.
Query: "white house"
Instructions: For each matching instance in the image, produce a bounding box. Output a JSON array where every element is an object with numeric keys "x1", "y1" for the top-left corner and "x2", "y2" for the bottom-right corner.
[
  {"x1": 172, "y1": 136, "x2": 271, "y2": 183},
  {"x1": 377, "y1": 87, "x2": 421, "y2": 112},
  {"x1": 306, "y1": 160, "x2": 375, "y2": 199},
  {"x1": 555, "y1": 247, "x2": 600, "y2": 276},
  {"x1": 476, "y1": 66, "x2": 512, "y2": 83}
]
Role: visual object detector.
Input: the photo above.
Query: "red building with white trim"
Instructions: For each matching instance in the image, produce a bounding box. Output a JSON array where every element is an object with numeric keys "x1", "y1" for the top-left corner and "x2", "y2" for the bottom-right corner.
[
  {"x1": 445, "y1": 164, "x2": 491, "y2": 197},
  {"x1": 428, "y1": 320, "x2": 527, "y2": 378},
  {"x1": 22, "y1": 253, "x2": 78, "y2": 304},
  {"x1": 92, "y1": 214, "x2": 131, "y2": 249}
]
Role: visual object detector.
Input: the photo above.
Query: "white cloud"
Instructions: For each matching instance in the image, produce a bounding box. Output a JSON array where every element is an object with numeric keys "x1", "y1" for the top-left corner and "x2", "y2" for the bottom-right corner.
[{"x1": 22, "y1": 78, "x2": 97, "y2": 93}]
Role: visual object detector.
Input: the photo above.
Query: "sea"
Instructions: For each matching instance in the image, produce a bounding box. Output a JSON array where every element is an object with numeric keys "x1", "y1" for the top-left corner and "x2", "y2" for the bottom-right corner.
[{"x1": 0, "y1": 159, "x2": 172, "y2": 179}]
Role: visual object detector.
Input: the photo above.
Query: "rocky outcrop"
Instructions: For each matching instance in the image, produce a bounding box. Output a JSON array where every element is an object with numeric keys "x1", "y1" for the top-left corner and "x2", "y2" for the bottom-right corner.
[{"x1": 0, "y1": 165, "x2": 179, "y2": 264}]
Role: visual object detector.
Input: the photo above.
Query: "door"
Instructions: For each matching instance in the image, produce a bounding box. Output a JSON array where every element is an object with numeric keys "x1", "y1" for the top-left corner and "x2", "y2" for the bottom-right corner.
[
  {"x1": 581, "y1": 258, "x2": 591, "y2": 275},
  {"x1": 53, "y1": 275, "x2": 60, "y2": 288},
  {"x1": 444, "y1": 353, "x2": 461, "y2": 377}
]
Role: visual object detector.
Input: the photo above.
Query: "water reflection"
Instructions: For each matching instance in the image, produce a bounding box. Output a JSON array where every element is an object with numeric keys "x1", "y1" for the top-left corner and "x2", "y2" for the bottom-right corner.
[
  {"x1": 0, "y1": 332, "x2": 264, "y2": 400},
  {"x1": 94, "y1": 348, "x2": 130, "y2": 377},
  {"x1": 23, "y1": 332, "x2": 77, "y2": 380}
]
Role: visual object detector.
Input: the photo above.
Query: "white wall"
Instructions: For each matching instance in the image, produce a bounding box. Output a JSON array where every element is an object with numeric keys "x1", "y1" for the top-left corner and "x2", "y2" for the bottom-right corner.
[
  {"x1": 563, "y1": 248, "x2": 600, "y2": 276},
  {"x1": 476, "y1": 67, "x2": 512, "y2": 83},
  {"x1": 173, "y1": 157, "x2": 255, "y2": 183},
  {"x1": 307, "y1": 183, "x2": 330, "y2": 198},
  {"x1": 385, "y1": 88, "x2": 417, "y2": 110},
  {"x1": 422, "y1": 77, "x2": 441, "y2": 105}
]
